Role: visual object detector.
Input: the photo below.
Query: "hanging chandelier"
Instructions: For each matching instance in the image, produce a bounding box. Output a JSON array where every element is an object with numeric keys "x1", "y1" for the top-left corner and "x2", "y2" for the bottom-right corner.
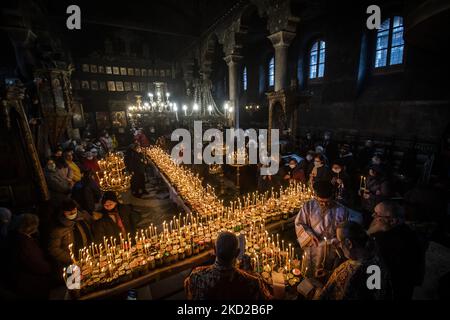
[{"x1": 127, "y1": 82, "x2": 177, "y2": 116}]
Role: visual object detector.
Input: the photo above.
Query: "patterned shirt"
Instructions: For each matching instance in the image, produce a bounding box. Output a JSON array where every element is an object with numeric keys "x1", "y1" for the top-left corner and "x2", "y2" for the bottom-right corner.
[
  {"x1": 315, "y1": 255, "x2": 392, "y2": 300},
  {"x1": 184, "y1": 262, "x2": 272, "y2": 300}
]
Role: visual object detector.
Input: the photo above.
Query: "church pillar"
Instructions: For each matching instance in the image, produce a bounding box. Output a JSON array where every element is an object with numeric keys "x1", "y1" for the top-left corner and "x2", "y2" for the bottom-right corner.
[
  {"x1": 224, "y1": 54, "x2": 243, "y2": 128},
  {"x1": 268, "y1": 31, "x2": 296, "y2": 92}
]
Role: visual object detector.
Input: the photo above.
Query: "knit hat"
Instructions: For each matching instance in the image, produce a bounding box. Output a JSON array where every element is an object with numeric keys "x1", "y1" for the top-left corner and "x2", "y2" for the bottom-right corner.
[
  {"x1": 102, "y1": 191, "x2": 118, "y2": 205},
  {"x1": 60, "y1": 199, "x2": 78, "y2": 212},
  {"x1": 313, "y1": 181, "x2": 333, "y2": 199}
]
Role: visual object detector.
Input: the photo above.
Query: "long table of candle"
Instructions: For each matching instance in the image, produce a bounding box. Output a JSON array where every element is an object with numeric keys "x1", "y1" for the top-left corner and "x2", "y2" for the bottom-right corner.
[
  {"x1": 65, "y1": 146, "x2": 314, "y2": 299},
  {"x1": 74, "y1": 250, "x2": 214, "y2": 300},
  {"x1": 149, "y1": 158, "x2": 192, "y2": 214}
]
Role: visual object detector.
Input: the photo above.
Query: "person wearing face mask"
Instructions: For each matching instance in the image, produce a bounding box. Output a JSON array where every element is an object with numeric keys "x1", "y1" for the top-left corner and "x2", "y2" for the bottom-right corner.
[
  {"x1": 81, "y1": 151, "x2": 100, "y2": 174},
  {"x1": 360, "y1": 165, "x2": 392, "y2": 223},
  {"x1": 331, "y1": 160, "x2": 353, "y2": 206},
  {"x1": 92, "y1": 192, "x2": 135, "y2": 244},
  {"x1": 92, "y1": 143, "x2": 105, "y2": 160},
  {"x1": 99, "y1": 130, "x2": 114, "y2": 153},
  {"x1": 283, "y1": 159, "x2": 306, "y2": 184},
  {"x1": 368, "y1": 201, "x2": 426, "y2": 300},
  {"x1": 8, "y1": 214, "x2": 52, "y2": 299},
  {"x1": 44, "y1": 159, "x2": 72, "y2": 208},
  {"x1": 48, "y1": 199, "x2": 93, "y2": 271},
  {"x1": 313, "y1": 221, "x2": 392, "y2": 300},
  {"x1": 295, "y1": 181, "x2": 349, "y2": 280},
  {"x1": 309, "y1": 153, "x2": 332, "y2": 188},
  {"x1": 302, "y1": 150, "x2": 316, "y2": 181}
]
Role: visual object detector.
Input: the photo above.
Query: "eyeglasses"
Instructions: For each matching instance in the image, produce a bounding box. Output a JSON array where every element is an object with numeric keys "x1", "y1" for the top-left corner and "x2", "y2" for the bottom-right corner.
[{"x1": 372, "y1": 211, "x2": 392, "y2": 219}]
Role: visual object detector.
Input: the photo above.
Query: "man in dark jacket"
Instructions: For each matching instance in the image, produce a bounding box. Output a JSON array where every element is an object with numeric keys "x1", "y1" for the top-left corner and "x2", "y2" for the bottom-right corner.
[
  {"x1": 48, "y1": 199, "x2": 93, "y2": 271},
  {"x1": 368, "y1": 201, "x2": 426, "y2": 300},
  {"x1": 92, "y1": 192, "x2": 136, "y2": 244}
]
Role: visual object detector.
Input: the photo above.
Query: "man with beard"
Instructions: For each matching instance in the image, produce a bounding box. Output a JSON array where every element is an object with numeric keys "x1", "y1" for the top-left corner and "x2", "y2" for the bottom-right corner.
[
  {"x1": 92, "y1": 192, "x2": 135, "y2": 244},
  {"x1": 314, "y1": 221, "x2": 392, "y2": 300},
  {"x1": 295, "y1": 181, "x2": 349, "y2": 280},
  {"x1": 368, "y1": 201, "x2": 426, "y2": 300}
]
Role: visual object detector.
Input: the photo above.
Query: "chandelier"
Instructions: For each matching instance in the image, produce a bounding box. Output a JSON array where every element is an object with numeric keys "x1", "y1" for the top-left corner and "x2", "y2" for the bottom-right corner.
[
  {"x1": 127, "y1": 82, "x2": 177, "y2": 115},
  {"x1": 96, "y1": 152, "x2": 132, "y2": 193}
]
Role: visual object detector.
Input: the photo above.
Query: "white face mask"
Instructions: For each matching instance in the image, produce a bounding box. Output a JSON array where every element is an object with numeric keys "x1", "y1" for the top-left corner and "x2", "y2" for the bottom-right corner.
[
  {"x1": 289, "y1": 164, "x2": 296, "y2": 169},
  {"x1": 66, "y1": 211, "x2": 78, "y2": 220},
  {"x1": 306, "y1": 155, "x2": 313, "y2": 161},
  {"x1": 332, "y1": 168, "x2": 341, "y2": 174},
  {"x1": 86, "y1": 156, "x2": 93, "y2": 160},
  {"x1": 314, "y1": 161, "x2": 323, "y2": 168},
  {"x1": 47, "y1": 163, "x2": 56, "y2": 171}
]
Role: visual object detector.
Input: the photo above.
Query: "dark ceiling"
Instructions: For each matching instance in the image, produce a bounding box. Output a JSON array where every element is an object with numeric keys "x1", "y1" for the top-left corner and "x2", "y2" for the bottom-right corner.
[
  {"x1": 36, "y1": 0, "x2": 244, "y2": 61},
  {"x1": 43, "y1": 0, "x2": 243, "y2": 38}
]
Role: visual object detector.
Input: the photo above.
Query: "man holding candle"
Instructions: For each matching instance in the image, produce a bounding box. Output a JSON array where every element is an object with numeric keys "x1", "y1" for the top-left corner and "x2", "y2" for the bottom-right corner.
[
  {"x1": 184, "y1": 232, "x2": 272, "y2": 300},
  {"x1": 295, "y1": 181, "x2": 349, "y2": 280},
  {"x1": 314, "y1": 221, "x2": 392, "y2": 300}
]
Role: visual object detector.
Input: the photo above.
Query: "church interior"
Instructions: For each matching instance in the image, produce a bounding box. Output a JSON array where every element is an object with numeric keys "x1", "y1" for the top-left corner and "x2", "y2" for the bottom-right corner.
[{"x1": 0, "y1": 0, "x2": 449, "y2": 302}]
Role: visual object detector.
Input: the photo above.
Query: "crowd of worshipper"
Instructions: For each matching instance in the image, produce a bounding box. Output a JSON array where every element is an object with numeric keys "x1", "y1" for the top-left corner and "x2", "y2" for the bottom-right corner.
[
  {"x1": 0, "y1": 128, "x2": 154, "y2": 299},
  {"x1": 0, "y1": 126, "x2": 448, "y2": 300},
  {"x1": 183, "y1": 131, "x2": 449, "y2": 301}
]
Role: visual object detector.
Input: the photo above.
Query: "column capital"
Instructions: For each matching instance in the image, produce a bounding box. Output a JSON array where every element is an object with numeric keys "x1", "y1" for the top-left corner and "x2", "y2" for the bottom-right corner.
[
  {"x1": 224, "y1": 54, "x2": 244, "y2": 66},
  {"x1": 268, "y1": 30, "x2": 296, "y2": 49}
]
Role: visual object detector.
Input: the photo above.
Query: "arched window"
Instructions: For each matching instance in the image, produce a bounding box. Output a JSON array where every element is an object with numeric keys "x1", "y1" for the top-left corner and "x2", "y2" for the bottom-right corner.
[
  {"x1": 268, "y1": 56, "x2": 275, "y2": 87},
  {"x1": 243, "y1": 66, "x2": 248, "y2": 91},
  {"x1": 375, "y1": 16, "x2": 404, "y2": 68},
  {"x1": 309, "y1": 40, "x2": 326, "y2": 79}
]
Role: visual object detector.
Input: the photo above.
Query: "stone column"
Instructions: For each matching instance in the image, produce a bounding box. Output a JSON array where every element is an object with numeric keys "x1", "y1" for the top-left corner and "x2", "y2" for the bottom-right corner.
[
  {"x1": 268, "y1": 31, "x2": 296, "y2": 92},
  {"x1": 224, "y1": 54, "x2": 243, "y2": 128}
]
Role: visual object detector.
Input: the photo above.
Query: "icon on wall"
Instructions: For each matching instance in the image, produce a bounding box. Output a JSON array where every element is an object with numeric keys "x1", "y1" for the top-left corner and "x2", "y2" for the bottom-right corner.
[
  {"x1": 96, "y1": 112, "x2": 111, "y2": 129},
  {"x1": 111, "y1": 111, "x2": 127, "y2": 128},
  {"x1": 107, "y1": 81, "x2": 116, "y2": 91}
]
